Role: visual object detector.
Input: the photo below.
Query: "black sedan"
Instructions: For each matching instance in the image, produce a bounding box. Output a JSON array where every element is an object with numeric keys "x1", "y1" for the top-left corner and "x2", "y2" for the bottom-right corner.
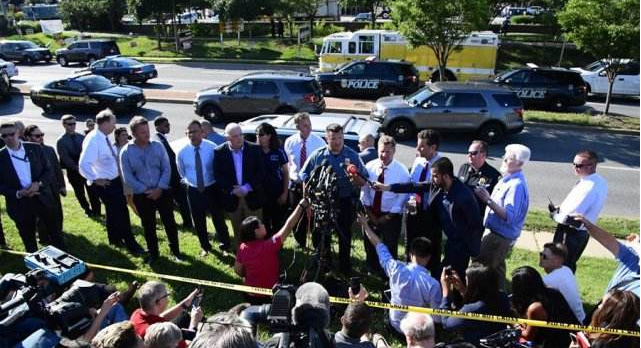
[
  {"x1": 30, "y1": 74, "x2": 146, "y2": 113},
  {"x1": 80, "y1": 56, "x2": 158, "y2": 84}
]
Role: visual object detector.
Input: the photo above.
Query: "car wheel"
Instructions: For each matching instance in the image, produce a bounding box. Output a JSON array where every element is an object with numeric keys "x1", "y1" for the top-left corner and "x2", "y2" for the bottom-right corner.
[
  {"x1": 276, "y1": 106, "x2": 297, "y2": 114},
  {"x1": 550, "y1": 97, "x2": 568, "y2": 112},
  {"x1": 478, "y1": 122, "x2": 505, "y2": 144},
  {"x1": 382, "y1": 12, "x2": 390, "y2": 19},
  {"x1": 387, "y1": 119, "x2": 415, "y2": 141},
  {"x1": 23, "y1": 56, "x2": 34, "y2": 65},
  {"x1": 57, "y1": 56, "x2": 68, "y2": 66},
  {"x1": 202, "y1": 104, "x2": 224, "y2": 123}
]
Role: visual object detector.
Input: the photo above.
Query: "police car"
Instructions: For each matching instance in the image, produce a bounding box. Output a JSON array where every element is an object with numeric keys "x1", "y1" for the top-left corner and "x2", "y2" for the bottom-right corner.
[
  {"x1": 30, "y1": 74, "x2": 146, "y2": 114},
  {"x1": 313, "y1": 58, "x2": 420, "y2": 99},
  {"x1": 491, "y1": 64, "x2": 587, "y2": 111}
]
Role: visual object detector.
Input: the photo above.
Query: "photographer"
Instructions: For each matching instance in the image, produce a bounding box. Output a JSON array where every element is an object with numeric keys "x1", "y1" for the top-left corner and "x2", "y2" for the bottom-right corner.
[
  {"x1": 190, "y1": 310, "x2": 256, "y2": 348},
  {"x1": 129, "y1": 281, "x2": 203, "y2": 348},
  {"x1": 234, "y1": 197, "x2": 309, "y2": 304},
  {"x1": 299, "y1": 123, "x2": 367, "y2": 277}
]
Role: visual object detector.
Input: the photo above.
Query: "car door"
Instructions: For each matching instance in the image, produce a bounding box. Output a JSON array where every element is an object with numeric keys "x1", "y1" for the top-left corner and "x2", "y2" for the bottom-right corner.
[
  {"x1": 103, "y1": 60, "x2": 121, "y2": 80},
  {"x1": 446, "y1": 92, "x2": 489, "y2": 129},
  {"x1": 219, "y1": 79, "x2": 254, "y2": 115},
  {"x1": 337, "y1": 62, "x2": 368, "y2": 97},
  {"x1": 4, "y1": 43, "x2": 19, "y2": 60},
  {"x1": 65, "y1": 81, "x2": 92, "y2": 109},
  {"x1": 413, "y1": 92, "x2": 456, "y2": 129},
  {"x1": 90, "y1": 60, "x2": 108, "y2": 77},
  {"x1": 72, "y1": 42, "x2": 89, "y2": 61},
  {"x1": 250, "y1": 80, "x2": 280, "y2": 115},
  {"x1": 363, "y1": 63, "x2": 390, "y2": 97},
  {"x1": 614, "y1": 61, "x2": 640, "y2": 95}
]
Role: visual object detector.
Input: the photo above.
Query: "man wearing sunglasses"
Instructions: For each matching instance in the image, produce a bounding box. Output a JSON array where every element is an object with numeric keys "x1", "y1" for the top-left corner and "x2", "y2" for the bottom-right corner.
[
  {"x1": 0, "y1": 121, "x2": 65, "y2": 252},
  {"x1": 553, "y1": 150, "x2": 608, "y2": 273},
  {"x1": 57, "y1": 114, "x2": 97, "y2": 217},
  {"x1": 458, "y1": 140, "x2": 501, "y2": 217},
  {"x1": 24, "y1": 125, "x2": 66, "y2": 240}
]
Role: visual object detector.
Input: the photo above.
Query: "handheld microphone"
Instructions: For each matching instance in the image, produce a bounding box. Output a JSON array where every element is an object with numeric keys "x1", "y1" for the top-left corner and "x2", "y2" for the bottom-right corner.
[{"x1": 345, "y1": 163, "x2": 374, "y2": 186}]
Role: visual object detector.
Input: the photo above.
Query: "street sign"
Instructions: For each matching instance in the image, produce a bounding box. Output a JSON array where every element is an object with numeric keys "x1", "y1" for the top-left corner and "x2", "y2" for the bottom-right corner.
[
  {"x1": 298, "y1": 24, "x2": 311, "y2": 43},
  {"x1": 178, "y1": 30, "x2": 193, "y2": 50},
  {"x1": 219, "y1": 20, "x2": 244, "y2": 34}
]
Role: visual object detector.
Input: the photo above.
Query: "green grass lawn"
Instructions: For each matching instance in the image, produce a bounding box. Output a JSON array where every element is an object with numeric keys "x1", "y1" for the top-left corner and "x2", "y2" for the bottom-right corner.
[
  {"x1": 524, "y1": 110, "x2": 640, "y2": 131},
  {"x1": 525, "y1": 208, "x2": 640, "y2": 239},
  {"x1": 0, "y1": 192, "x2": 622, "y2": 346}
]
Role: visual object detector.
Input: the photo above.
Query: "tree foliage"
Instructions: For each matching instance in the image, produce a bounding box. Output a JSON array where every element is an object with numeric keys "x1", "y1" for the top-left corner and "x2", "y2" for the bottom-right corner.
[
  {"x1": 59, "y1": 0, "x2": 126, "y2": 31},
  {"x1": 557, "y1": 0, "x2": 639, "y2": 114},
  {"x1": 390, "y1": 0, "x2": 490, "y2": 81},
  {"x1": 343, "y1": 0, "x2": 387, "y2": 28}
]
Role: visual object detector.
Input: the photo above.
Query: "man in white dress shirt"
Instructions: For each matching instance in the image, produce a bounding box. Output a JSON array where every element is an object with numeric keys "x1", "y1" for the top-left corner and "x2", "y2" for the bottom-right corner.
[
  {"x1": 553, "y1": 150, "x2": 608, "y2": 272},
  {"x1": 283, "y1": 112, "x2": 326, "y2": 248},
  {"x1": 361, "y1": 135, "x2": 410, "y2": 277},
  {"x1": 79, "y1": 109, "x2": 144, "y2": 255}
]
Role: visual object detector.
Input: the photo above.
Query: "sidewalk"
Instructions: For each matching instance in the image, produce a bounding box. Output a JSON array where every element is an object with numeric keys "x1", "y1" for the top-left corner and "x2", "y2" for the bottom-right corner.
[{"x1": 515, "y1": 230, "x2": 613, "y2": 259}]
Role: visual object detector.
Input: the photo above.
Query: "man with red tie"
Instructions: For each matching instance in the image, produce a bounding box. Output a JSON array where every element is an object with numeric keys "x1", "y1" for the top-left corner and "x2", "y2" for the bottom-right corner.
[
  {"x1": 405, "y1": 129, "x2": 442, "y2": 274},
  {"x1": 360, "y1": 135, "x2": 410, "y2": 278},
  {"x1": 283, "y1": 112, "x2": 326, "y2": 248}
]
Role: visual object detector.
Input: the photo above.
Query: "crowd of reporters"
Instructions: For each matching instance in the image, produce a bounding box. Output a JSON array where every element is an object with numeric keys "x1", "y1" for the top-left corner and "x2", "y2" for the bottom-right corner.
[{"x1": 0, "y1": 108, "x2": 638, "y2": 347}]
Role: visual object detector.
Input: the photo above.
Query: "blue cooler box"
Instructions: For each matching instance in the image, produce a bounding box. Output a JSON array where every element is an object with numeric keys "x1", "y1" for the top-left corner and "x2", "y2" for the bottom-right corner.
[{"x1": 24, "y1": 246, "x2": 86, "y2": 285}]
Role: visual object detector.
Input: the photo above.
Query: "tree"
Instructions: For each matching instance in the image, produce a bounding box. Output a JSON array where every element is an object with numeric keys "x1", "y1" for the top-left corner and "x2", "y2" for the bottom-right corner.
[
  {"x1": 60, "y1": 0, "x2": 126, "y2": 32},
  {"x1": 557, "y1": 0, "x2": 639, "y2": 115},
  {"x1": 292, "y1": 0, "x2": 322, "y2": 37}
]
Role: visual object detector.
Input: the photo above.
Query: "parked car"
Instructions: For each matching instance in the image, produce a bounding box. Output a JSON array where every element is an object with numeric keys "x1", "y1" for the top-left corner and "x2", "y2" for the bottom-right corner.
[
  {"x1": 571, "y1": 59, "x2": 640, "y2": 97},
  {"x1": 0, "y1": 68, "x2": 11, "y2": 101},
  {"x1": 80, "y1": 56, "x2": 157, "y2": 84},
  {"x1": 491, "y1": 65, "x2": 587, "y2": 111},
  {"x1": 55, "y1": 39, "x2": 120, "y2": 66},
  {"x1": 30, "y1": 73, "x2": 145, "y2": 113},
  {"x1": 370, "y1": 82, "x2": 524, "y2": 143},
  {"x1": 314, "y1": 59, "x2": 420, "y2": 99},
  {"x1": 0, "y1": 40, "x2": 52, "y2": 64},
  {"x1": 193, "y1": 71, "x2": 325, "y2": 123},
  {"x1": 353, "y1": 13, "x2": 373, "y2": 22},
  {"x1": 0, "y1": 59, "x2": 18, "y2": 78}
]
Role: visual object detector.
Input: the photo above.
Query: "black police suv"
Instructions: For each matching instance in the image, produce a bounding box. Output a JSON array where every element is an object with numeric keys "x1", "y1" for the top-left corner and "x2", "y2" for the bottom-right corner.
[
  {"x1": 314, "y1": 59, "x2": 420, "y2": 99},
  {"x1": 30, "y1": 74, "x2": 145, "y2": 114},
  {"x1": 491, "y1": 66, "x2": 587, "y2": 111}
]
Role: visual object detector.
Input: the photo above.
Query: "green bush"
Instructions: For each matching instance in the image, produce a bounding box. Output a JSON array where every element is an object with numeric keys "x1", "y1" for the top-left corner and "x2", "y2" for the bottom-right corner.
[
  {"x1": 189, "y1": 23, "x2": 214, "y2": 37},
  {"x1": 510, "y1": 15, "x2": 537, "y2": 24},
  {"x1": 13, "y1": 12, "x2": 24, "y2": 22},
  {"x1": 16, "y1": 20, "x2": 41, "y2": 33},
  {"x1": 314, "y1": 20, "x2": 343, "y2": 37}
]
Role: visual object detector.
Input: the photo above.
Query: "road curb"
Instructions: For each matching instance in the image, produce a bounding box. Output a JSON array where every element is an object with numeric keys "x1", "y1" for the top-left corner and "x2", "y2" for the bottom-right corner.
[
  {"x1": 133, "y1": 56, "x2": 314, "y2": 66},
  {"x1": 10, "y1": 89, "x2": 638, "y2": 136}
]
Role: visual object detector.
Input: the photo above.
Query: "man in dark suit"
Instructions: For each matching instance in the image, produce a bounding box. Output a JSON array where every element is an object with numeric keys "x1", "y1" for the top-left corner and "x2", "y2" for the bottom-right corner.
[
  {"x1": 0, "y1": 121, "x2": 65, "y2": 252},
  {"x1": 358, "y1": 133, "x2": 377, "y2": 165},
  {"x1": 153, "y1": 116, "x2": 193, "y2": 229},
  {"x1": 214, "y1": 123, "x2": 265, "y2": 240},
  {"x1": 24, "y1": 125, "x2": 65, "y2": 237}
]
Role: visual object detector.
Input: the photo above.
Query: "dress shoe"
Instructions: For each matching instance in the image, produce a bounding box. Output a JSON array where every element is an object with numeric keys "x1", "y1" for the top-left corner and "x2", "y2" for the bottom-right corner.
[
  {"x1": 200, "y1": 249, "x2": 210, "y2": 257},
  {"x1": 172, "y1": 252, "x2": 185, "y2": 262}
]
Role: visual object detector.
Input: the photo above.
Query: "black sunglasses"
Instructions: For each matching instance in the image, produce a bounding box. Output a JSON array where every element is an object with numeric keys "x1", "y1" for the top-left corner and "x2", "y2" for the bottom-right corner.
[
  {"x1": 32, "y1": 133, "x2": 45, "y2": 138},
  {"x1": 539, "y1": 252, "x2": 548, "y2": 259},
  {"x1": 468, "y1": 151, "x2": 479, "y2": 156},
  {"x1": 1, "y1": 132, "x2": 15, "y2": 138},
  {"x1": 573, "y1": 162, "x2": 593, "y2": 168},
  {"x1": 256, "y1": 133, "x2": 268, "y2": 137}
]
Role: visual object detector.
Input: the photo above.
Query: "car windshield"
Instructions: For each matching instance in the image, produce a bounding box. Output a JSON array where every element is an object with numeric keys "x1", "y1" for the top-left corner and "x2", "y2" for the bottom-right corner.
[
  {"x1": 582, "y1": 60, "x2": 605, "y2": 71},
  {"x1": 494, "y1": 70, "x2": 514, "y2": 82},
  {"x1": 77, "y1": 75, "x2": 114, "y2": 91},
  {"x1": 117, "y1": 58, "x2": 143, "y2": 67},
  {"x1": 17, "y1": 42, "x2": 39, "y2": 49},
  {"x1": 404, "y1": 86, "x2": 435, "y2": 105}
]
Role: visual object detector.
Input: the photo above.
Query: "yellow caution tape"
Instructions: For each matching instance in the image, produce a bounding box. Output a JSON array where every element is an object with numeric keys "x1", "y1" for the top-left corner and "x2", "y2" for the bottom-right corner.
[{"x1": 2, "y1": 249, "x2": 638, "y2": 337}]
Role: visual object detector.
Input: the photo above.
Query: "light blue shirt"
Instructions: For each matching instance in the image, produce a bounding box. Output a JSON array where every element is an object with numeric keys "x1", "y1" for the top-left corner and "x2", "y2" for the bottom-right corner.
[
  {"x1": 606, "y1": 242, "x2": 640, "y2": 298},
  {"x1": 206, "y1": 132, "x2": 226, "y2": 145},
  {"x1": 484, "y1": 170, "x2": 529, "y2": 241},
  {"x1": 376, "y1": 243, "x2": 442, "y2": 333},
  {"x1": 120, "y1": 140, "x2": 171, "y2": 194},
  {"x1": 299, "y1": 145, "x2": 366, "y2": 198},
  {"x1": 176, "y1": 139, "x2": 217, "y2": 188}
]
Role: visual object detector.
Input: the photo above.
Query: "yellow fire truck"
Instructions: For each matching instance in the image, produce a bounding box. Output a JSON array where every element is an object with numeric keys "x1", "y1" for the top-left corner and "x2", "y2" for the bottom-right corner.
[{"x1": 316, "y1": 29, "x2": 500, "y2": 82}]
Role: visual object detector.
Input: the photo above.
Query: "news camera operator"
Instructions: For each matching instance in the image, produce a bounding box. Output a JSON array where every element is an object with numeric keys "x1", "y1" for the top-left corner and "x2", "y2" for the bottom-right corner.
[{"x1": 299, "y1": 123, "x2": 367, "y2": 277}]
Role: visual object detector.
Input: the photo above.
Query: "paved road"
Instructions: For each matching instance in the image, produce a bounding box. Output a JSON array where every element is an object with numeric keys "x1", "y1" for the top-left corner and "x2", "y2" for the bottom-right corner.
[
  {"x1": 12, "y1": 62, "x2": 641, "y2": 117},
  {"x1": 1, "y1": 96, "x2": 638, "y2": 217}
]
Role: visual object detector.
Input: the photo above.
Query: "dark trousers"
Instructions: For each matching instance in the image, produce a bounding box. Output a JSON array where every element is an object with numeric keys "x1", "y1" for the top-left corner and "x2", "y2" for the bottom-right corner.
[
  {"x1": 553, "y1": 224, "x2": 590, "y2": 273},
  {"x1": 36, "y1": 189, "x2": 63, "y2": 242},
  {"x1": 93, "y1": 178, "x2": 139, "y2": 250},
  {"x1": 262, "y1": 196, "x2": 287, "y2": 236},
  {"x1": 406, "y1": 208, "x2": 442, "y2": 275},
  {"x1": 10, "y1": 196, "x2": 64, "y2": 253},
  {"x1": 186, "y1": 185, "x2": 230, "y2": 251},
  {"x1": 364, "y1": 213, "x2": 402, "y2": 277},
  {"x1": 133, "y1": 190, "x2": 180, "y2": 257},
  {"x1": 442, "y1": 240, "x2": 471, "y2": 280},
  {"x1": 67, "y1": 169, "x2": 92, "y2": 214},
  {"x1": 291, "y1": 183, "x2": 312, "y2": 248},
  {"x1": 87, "y1": 180, "x2": 102, "y2": 216},
  {"x1": 171, "y1": 181, "x2": 193, "y2": 228},
  {"x1": 0, "y1": 202, "x2": 6, "y2": 246},
  {"x1": 313, "y1": 197, "x2": 355, "y2": 274}
]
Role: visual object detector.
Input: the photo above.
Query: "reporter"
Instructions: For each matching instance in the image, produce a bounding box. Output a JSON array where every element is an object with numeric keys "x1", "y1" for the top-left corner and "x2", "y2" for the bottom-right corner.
[
  {"x1": 144, "y1": 322, "x2": 182, "y2": 348},
  {"x1": 234, "y1": 198, "x2": 308, "y2": 304},
  {"x1": 91, "y1": 321, "x2": 143, "y2": 348}
]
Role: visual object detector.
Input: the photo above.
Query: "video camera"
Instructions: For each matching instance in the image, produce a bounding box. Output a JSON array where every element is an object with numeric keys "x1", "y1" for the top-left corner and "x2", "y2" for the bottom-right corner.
[
  {"x1": 241, "y1": 284, "x2": 332, "y2": 348},
  {"x1": 479, "y1": 328, "x2": 529, "y2": 348}
]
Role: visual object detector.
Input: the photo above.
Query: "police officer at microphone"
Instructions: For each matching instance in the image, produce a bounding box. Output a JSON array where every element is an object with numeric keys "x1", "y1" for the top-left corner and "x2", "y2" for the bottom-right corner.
[{"x1": 300, "y1": 123, "x2": 367, "y2": 276}]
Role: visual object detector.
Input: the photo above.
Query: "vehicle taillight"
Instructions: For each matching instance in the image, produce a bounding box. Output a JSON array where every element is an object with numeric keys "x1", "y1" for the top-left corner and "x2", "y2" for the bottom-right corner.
[
  {"x1": 406, "y1": 75, "x2": 417, "y2": 82},
  {"x1": 514, "y1": 108, "x2": 524, "y2": 119},
  {"x1": 304, "y1": 93, "x2": 319, "y2": 103},
  {"x1": 578, "y1": 85, "x2": 587, "y2": 94}
]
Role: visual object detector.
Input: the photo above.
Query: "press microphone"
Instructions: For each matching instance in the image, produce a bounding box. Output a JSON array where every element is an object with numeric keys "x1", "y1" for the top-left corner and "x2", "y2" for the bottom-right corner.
[
  {"x1": 305, "y1": 159, "x2": 329, "y2": 184},
  {"x1": 345, "y1": 163, "x2": 374, "y2": 186}
]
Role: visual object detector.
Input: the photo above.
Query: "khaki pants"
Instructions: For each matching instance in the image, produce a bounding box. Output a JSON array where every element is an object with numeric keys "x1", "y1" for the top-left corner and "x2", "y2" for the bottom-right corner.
[
  {"x1": 229, "y1": 197, "x2": 262, "y2": 245},
  {"x1": 473, "y1": 231, "x2": 515, "y2": 290}
]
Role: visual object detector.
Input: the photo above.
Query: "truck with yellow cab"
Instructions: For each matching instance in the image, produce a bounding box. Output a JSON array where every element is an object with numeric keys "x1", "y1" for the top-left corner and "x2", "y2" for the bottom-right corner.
[{"x1": 315, "y1": 29, "x2": 500, "y2": 82}]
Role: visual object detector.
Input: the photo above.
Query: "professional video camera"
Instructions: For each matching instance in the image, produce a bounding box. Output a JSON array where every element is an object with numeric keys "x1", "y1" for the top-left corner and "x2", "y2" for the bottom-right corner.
[
  {"x1": 304, "y1": 159, "x2": 340, "y2": 234},
  {"x1": 241, "y1": 283, "x2": 333, "y2": 348},
  {"x1": 479, "y1": 328, "x2": 530, "y2": 348}
]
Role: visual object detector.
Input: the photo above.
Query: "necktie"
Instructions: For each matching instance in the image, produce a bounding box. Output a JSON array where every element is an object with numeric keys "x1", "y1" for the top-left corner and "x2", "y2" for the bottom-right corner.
[
  {"x1": 372, "y1": 166, "x2": 386, "y2": 216},
  {"x1": 106, "y1": 136, "x2": 120, "y2": 173},
  {"x1": 415, "y1": 164, "x2": 429, "y2": 205},
  {"x1": 195, "y1": 146, "x2": 205, "y2": 192},
  {"x1": 300, "y1": 139, "x2": 307, "y2": 168}
]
